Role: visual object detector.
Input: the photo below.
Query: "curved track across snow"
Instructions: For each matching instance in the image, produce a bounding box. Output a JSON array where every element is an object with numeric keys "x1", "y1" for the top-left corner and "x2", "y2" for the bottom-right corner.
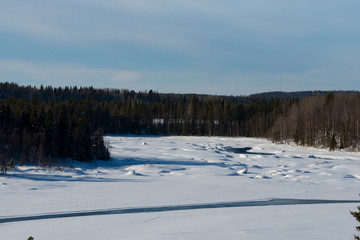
[{"x1": 0, "y1": 198, "x2": 359, "y2": 224}]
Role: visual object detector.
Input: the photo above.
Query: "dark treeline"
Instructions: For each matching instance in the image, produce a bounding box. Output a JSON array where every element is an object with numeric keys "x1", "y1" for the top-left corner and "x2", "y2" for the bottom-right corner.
[
  {"x1": 0, "y1": 82, "x2": 296, "y2": 136},
  {"x1": 0, "y1": 97, "x2": 111, "y2": 169},
  {"x1": 0, "y1": 82, "x2": 295, "y2": 168},
  {"x1": 250, "y1": 90, "x2": 339, "y2": 99},
  {"x1": 1, "y1": 82, "x2": 359, "y2": 169},
  {"x1": 0, "y1": 82, "x2": 248, "y2": 103},
  {"x1": 269, "y1": 92, "x2": 360, "y2": 150}
]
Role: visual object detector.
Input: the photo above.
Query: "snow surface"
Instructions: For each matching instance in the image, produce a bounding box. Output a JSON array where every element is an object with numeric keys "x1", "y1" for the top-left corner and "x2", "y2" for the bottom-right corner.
[{"x1": 1, "y1": 136, "x2": 360, "y2": 239}]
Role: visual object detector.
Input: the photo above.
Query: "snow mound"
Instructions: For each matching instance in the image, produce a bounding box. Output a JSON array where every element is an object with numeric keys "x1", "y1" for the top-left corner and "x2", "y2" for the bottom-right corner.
[
  {"x1": 237, "y1": 168, "x2": 248, "y2": 174},
  {"x1": 125, "y1": 170, "x2": 143, "y2": 176},
  {"x1": 253, "y1": 175, "x2": 271, "y2": 179}
]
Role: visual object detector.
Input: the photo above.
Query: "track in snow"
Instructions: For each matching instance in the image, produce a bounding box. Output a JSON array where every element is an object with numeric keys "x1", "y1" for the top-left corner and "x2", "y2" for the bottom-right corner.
[{"x1": 1, "y1": 198, "x2": 359, "y2": 224}]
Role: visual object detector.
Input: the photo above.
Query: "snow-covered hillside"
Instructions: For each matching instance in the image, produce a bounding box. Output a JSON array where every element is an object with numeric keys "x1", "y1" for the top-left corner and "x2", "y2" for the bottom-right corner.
[{"x1": 1, "y1": 136, "x2": 360, "y2": 239}]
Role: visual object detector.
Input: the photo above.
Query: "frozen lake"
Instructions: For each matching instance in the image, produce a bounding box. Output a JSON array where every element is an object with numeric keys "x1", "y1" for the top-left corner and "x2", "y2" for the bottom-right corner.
[{"x1": 1, "y1": 136, "x2": 360, "y2": 239}]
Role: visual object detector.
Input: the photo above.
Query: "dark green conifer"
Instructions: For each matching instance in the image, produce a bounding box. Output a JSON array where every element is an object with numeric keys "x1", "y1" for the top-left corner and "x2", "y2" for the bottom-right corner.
[
  {"x1": 74, "y1": 114, "x2": 92, "y2": 161},
  {"x1": 57, "y1": 106, "x2": 69, "y2": 158},
  {"x1": 92, "y1": 128, "x2": 110, "y2": 161},
  {"x1": 351, "y1": 201, "x2": 360, "y2": 240},
  {"x1": 329, "y1": 134, "x2": 337, "y2": 151},
  {"x1": 44, "y1": 109, "x2": 55, "y2": 157}
]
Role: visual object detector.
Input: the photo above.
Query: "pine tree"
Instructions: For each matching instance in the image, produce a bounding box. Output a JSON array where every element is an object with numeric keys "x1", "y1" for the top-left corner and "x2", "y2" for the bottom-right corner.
[
  {"x1": 351, "y1": 202, "x2": 360, "y2": 240},
  {"x1": 92, "y1": 128, "x2": 110, "y2": 160},
  {"x1": 29, "y1": 107, "x2": 39, "y2": 133},
  {"x1": 74, "y1": 114, "x2": 92, "y2": 161},
  {"x1": 324, "y1": 91, "x2": 335, "y2": 107},
  {"x1": 1, "y1": 156, "x2": 7, "y2": 174},
  {"x1": 329, "y1": 134, "x2": 337, "y2": 151},
  {"x1": 189, "y1": 95, "x2": 198, "y2": 135},
  {"x1": 57, "y1": 106, "x2": 69, "y2": 158},
  {"x1": 44, "y1": 109, "x2": 55, "y2": 157},
  {"x1": 206, "y1": 99, "x2": 214, "y2": 136}
]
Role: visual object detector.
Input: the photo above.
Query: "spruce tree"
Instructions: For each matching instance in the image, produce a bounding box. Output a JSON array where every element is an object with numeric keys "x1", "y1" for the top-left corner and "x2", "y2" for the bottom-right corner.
[
  {"x1": 74, "y1": 114, "x2": 92, "y2": 161},
  {"x1": 329, "y1": 134, "x2": 337, "y2": 151},
  {"x1": 92, "y1": 128, "x2": 110, "y2": 160},
  {"x1": 351, "y1": 203, "x2": 360, "y2": 240},
  {"x1": 44, "y1": 109, "x2": 55, "y2": 157},
  {"x1": 57, "y1": 106, "x2": 68, "y2": 158}
]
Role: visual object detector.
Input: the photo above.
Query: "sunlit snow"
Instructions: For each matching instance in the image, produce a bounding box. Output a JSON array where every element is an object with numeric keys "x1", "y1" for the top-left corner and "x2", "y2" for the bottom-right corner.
[{"x1": 1, "y1": 136, "x2": 360, "y2": 239}]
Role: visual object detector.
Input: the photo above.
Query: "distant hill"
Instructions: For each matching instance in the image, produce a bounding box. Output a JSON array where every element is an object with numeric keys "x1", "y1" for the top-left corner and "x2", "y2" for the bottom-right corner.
[
  {"x1": 249, "y1": 90, "x2": 360, "y2": 100},
  {"x1": 1, "y1": 82, "x2": 358, "y2": 102}
]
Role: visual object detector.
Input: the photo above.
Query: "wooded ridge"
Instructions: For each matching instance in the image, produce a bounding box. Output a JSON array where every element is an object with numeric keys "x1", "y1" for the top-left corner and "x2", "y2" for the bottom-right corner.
[{"x1": 1, "y1": 82, "x2": 359, "y2": 169}]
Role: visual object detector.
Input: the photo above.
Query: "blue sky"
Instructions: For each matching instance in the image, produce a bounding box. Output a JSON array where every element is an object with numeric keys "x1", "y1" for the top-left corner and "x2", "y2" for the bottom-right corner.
[{"x1": 1, "y1": 0, "x2": 360, "y2": 95}]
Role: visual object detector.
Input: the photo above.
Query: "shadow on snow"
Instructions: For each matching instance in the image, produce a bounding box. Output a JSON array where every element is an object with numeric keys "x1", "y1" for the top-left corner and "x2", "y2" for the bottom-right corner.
[{"x1": 5, "y1": 173, "x2": 144, "y2": 183}]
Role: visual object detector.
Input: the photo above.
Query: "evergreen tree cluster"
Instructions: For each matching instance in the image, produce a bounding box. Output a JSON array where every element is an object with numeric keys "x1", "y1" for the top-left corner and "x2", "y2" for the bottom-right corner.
[
  {"x1": 351, "y1": 204, "x2": 360, "y2": 240},
  {"x1": 0, "y1": 82, "x2": 294, "y2": 135},
  {"x1": 1, "y1": 82, "x2": 360, "y2": 167},
  {"x1": 0, "y1": 92, "x2": 111, "y2": 167},
  {"x1": 0, "y1": 82, "x2": 295, "y2": 166}
]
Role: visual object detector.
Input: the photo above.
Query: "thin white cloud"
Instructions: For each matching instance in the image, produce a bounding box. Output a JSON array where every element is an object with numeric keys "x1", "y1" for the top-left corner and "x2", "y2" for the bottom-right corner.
[
  {"x1": 0, "y1": 59, "x2": 141, "y2": 88},
  {"x1": 109, "y1": 71, "x2": 141, "y2": 83},
  {"x1": 1, "y1": 59, "x2": 359, "y2": 95}
]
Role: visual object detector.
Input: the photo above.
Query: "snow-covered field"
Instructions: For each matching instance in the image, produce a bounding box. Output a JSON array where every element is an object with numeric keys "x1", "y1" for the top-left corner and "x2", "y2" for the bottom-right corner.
[{"x1": 1, "y1": 136, "x2": 360, "y2": 239}]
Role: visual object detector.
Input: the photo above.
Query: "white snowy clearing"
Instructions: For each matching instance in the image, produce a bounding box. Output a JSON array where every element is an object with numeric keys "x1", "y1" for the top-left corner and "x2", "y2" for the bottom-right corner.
[{"x1": 1, "y1": 136, "x2": 360, "y2": 240}]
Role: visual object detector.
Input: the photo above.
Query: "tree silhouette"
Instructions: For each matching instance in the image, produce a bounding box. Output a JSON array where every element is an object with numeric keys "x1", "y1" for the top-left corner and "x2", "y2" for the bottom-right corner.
[{"x1": 351, "y1": 202, "x2": 360, "y2": 240}]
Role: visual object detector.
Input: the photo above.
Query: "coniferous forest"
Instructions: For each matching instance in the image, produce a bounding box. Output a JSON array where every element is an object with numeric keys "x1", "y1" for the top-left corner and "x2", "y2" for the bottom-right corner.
[{"x1": 1, "y1": 82, "x2": 360, "y2": 168}]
